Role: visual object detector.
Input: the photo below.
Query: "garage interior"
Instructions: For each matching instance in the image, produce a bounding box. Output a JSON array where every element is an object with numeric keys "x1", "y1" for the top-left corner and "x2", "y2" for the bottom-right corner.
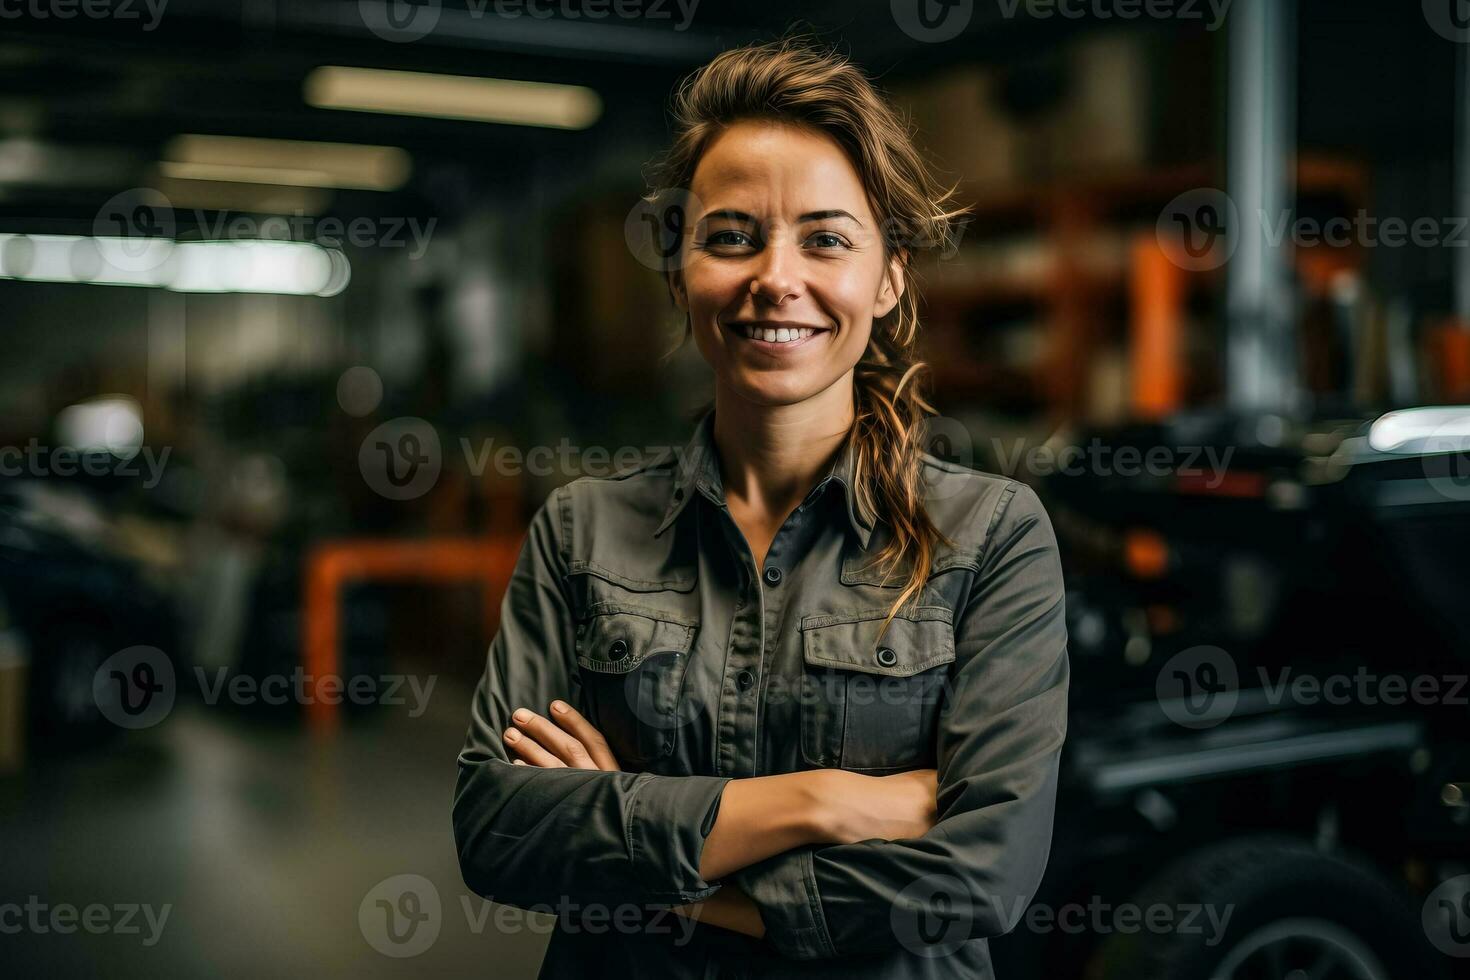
[{"x1": 1, "y1": 1, "x2": 1468, "y2": 977}]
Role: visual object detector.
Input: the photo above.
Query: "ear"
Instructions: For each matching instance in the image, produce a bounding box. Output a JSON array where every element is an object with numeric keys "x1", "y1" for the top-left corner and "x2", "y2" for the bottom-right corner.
[
  {"x1": 667, "y1": 267, "x2": 689, "y2": 312},
  {"x1": 873, "y1": 248, "x2": 907, "y2": 319}
]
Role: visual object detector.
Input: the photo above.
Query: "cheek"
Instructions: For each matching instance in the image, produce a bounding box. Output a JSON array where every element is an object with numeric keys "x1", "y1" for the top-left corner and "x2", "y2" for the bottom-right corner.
[
  {"x1": 681, "y1": 258, "x2": 743, "y2": 313},
  {"x1": 811, "y1": 270, "x2": 881, "y2": 338}
]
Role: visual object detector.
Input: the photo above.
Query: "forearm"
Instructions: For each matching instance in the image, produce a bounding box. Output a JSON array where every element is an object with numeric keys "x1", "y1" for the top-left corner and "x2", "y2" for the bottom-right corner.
[
  {"x1": 454, "y1": 758, "x2": 732, "y2": 909},
  {"x1": 671, "y1": 884, "x2": 766, "y2": 938},
  {"x1": 698, "y1": 769, "x2": 834, "y2": 881}
]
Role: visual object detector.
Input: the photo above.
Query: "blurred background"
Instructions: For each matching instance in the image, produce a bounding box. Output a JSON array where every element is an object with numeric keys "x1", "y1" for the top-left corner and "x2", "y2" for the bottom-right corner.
[{"x1": 1, "y1": 0, "x2": 1468, "y2": 977}]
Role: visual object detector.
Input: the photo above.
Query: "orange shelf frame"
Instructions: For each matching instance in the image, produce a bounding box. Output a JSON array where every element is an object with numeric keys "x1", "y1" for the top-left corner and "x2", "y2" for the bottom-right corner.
[{"x1": 301, "y1": 536, "x2": 521, "y2": 734}]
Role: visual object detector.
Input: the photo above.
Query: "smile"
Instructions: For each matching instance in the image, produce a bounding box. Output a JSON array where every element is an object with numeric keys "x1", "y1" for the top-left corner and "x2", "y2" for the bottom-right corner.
[{"x1": 724, "y1": 321, "x2": 831, "y2": 351}]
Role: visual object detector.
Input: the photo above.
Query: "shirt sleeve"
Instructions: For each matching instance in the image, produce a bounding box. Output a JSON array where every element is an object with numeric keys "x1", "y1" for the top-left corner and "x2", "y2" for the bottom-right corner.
[
  {"x1": 732, "y1": 481, "x2": 1070, "y2": 959},
  {"x1": 452, "y1": 484, "x2": 733, "y2": 911}
]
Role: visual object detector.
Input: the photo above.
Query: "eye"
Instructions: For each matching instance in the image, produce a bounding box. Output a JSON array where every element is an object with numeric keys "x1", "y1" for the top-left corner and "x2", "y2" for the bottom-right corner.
[
  {"x1": 805, "y1": 231, "x2": 851, "y2": 249},
  {"x1": 701, "y1": 229, "x2": 757, "y2": 249}
]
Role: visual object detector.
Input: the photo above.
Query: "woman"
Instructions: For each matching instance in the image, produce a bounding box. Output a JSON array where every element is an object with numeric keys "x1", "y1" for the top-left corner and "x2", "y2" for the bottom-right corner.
[{"x1": 453, "y1": 35, "x2": 1070, "y2": 979}]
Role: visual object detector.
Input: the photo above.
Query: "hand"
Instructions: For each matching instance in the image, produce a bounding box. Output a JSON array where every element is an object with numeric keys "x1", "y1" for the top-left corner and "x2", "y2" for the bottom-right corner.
[
  {"x1": 502, "y1": 700, "x2": 621, "y2": 771},
  {"x1": 817, "y1": 768, "x2": 939, "y2": 844}
]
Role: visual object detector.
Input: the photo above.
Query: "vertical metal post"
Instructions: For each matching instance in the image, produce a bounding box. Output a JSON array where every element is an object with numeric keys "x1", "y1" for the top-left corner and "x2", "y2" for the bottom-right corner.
[
  {"x1": 1226, "y1": 0, "x2": 1298, "y2": 415},
  {"x1": 1455, "y1": 41, "x2": 1470, "y2": 323}
]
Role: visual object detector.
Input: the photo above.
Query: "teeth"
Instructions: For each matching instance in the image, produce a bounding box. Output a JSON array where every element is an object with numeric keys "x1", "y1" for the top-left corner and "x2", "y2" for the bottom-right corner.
[{"x1": 741, "y1": 325, "x2": 817, "y2": 343}]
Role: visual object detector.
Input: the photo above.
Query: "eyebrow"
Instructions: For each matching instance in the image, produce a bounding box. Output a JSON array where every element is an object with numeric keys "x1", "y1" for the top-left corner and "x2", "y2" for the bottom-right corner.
[{"x1": 696, "y1": 208, "x2": 864, "y2": 227}]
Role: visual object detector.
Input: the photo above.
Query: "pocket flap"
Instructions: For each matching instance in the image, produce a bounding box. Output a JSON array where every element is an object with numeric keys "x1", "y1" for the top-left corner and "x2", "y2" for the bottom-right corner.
[
  {"x1": 569, "y1": 561, "x2": 696, "y2": 593},
  {"x1": 575, "y1": 603, "x2": 697, "y2": 673},
  {"x1": 799, "y1": 608, "x2": 956, "y2": 677}
]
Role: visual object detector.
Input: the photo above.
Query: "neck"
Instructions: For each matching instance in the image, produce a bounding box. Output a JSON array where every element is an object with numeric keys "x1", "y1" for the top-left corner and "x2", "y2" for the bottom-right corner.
[{"x1": 710, "y1": 377, "x2": 855, "y2": 517}]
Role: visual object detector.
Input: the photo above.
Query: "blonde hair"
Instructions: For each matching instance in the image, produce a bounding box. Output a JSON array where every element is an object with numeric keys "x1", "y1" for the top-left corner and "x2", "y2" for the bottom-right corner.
[{"x1": 645, "y1": 33, "x2": 970, "y2": 640}]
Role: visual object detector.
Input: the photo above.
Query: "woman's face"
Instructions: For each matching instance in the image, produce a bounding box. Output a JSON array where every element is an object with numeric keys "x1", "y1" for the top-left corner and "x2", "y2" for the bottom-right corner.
[{"x1": 670, "y1": 119, "x2": 904, "y2": 408}]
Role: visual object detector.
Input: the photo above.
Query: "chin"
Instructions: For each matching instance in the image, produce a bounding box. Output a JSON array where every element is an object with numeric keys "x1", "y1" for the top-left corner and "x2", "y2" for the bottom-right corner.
[{"x1": 723, "y1": 373, "x2": 825, "y2": 408}]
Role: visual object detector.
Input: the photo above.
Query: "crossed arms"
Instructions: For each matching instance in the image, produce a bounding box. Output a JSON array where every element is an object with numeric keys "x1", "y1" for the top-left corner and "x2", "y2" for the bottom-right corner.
[{"x1": 451, "y1": 481, "x2": 1069, "y2": 960}]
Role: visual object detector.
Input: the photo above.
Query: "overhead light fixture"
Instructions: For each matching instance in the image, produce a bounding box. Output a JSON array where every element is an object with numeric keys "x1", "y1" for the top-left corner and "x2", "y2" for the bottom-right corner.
[
  {"x1": 0, "y1": 233, "x2": 350, "y2": 297},
  {"x1": 1368, "y1": 406, "x2": 1470, "y2": 455},
  {"x1": 159, "y1": 134, "x2": 411, "y2": 191},
  {"x1": 303, "y1": 65, "x2": 601, "y2": 129}
]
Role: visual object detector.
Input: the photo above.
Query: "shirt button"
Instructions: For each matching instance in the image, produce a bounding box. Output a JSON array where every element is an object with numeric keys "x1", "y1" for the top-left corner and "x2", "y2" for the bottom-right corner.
[
  {"x1": 736, "y1": 669, "x2": 755, "y2": 691},
  {"x1": 763, "y1": 565, "x2": 782, "y2": 586},
  {"x1": 609, "y1": 639, "x2": 629, "y2": 659},
  {"x1": 876, "y1": 647, "x2": 898, "y2": 668}
]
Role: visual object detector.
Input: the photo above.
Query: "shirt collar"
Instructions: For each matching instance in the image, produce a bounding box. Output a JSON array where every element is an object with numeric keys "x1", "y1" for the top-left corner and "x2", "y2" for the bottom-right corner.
[{"x1": 653, "y1": 406, "x2": 874, "y2": 550}]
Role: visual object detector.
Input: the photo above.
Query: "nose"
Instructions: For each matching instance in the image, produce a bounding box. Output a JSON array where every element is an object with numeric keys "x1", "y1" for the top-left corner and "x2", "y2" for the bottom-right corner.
[{"x1": 748, "y1": 236, "x2": 801, "y2": 305}]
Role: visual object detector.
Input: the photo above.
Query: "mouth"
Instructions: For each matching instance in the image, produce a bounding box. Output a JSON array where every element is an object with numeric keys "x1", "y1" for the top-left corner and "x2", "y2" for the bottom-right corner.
[{"x1": 723, "y1": 320, "x2": 832, "y2": 352}]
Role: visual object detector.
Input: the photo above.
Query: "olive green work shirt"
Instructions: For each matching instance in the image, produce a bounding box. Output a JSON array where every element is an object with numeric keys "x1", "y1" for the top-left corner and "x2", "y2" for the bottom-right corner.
[{"x1": 453, "y1": 407, "x2": 1070, "y2": 979}]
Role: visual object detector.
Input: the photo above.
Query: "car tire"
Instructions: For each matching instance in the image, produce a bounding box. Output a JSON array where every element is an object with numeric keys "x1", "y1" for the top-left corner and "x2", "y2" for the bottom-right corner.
[{"x1": 1090, "y1": 835, "x2": 1447, "y2": 980}]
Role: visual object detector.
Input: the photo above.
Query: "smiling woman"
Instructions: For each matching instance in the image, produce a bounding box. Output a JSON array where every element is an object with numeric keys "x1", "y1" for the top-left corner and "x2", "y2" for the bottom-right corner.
[{"x1": 452, "y1": 33, "x2": 1071, "y2": 980}]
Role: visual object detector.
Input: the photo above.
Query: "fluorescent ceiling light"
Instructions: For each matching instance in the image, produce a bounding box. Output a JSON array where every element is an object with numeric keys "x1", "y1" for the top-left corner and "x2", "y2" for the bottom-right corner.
[
  {"x1": 0, "y1": 233, "x2": 350, "y2": 297},
  {"x1": 1368, "y1": 406, "x2": 1470, "y2": 455},
  {"x1": 57, "y1": 396, "x2": 145, "y2": 458},
  {"x1": 160, "y1": 134, "x2": 410, "y2": 191},
  {"x1": 304, "y1": 65, "x2": 601, "y2": 129}
]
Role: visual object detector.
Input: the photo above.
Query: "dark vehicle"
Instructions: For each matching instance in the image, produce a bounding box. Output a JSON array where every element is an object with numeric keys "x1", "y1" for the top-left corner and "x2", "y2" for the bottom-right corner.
[
  {"x1": 0, "y1": 479, "x2": 179, "y2": 746},
  {"x1": 991, "y1": 406, "x2": 1470, "y2": 980}
]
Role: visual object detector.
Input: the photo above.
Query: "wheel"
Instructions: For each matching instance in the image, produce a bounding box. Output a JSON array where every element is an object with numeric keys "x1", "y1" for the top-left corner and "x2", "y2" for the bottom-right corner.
[{"x1": 1090, "y1": 835, "x2": 1448, "y2": 980}]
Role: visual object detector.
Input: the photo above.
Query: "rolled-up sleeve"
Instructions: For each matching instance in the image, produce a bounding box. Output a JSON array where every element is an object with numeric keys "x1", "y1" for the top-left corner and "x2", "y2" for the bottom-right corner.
[
  {"x1": 734, "y1": 481, "x2": 1070, "y2": 959},
  {"x1": 452, "y1": 484, "x2": 732, "y2": 910}
]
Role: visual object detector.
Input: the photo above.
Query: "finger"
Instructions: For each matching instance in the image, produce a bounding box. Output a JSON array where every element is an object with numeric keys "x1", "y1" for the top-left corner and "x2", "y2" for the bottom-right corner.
[
  {"x1": 503, "y1": 725, "x2": 565, "y2": 768},
  {"x1": 548, "y1": 700, "x2": 621, "y2": 771},
  {"x1": 510, "y1": 708, "x2": 596, "y2": 768}
]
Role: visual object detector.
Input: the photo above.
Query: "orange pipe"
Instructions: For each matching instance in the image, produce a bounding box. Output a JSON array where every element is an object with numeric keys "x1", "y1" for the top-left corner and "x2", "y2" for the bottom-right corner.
[{"x1": 1131, "y1": 233, "x2": 1186, "y2": 419}]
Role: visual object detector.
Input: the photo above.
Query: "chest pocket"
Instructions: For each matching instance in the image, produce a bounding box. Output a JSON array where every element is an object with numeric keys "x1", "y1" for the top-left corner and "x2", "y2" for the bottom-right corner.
[
  {"x1": 798, "y1": 607, "x2": 956, "y2": 774},
  {"x1": 574, "y1": 601, "x2": 698, "y2": 772}
]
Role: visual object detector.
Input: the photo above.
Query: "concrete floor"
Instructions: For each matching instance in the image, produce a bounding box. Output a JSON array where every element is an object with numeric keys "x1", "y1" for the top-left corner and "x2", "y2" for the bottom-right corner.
[{"x1": 0, "y1": 684, "x2": 550, "y2": 979}]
